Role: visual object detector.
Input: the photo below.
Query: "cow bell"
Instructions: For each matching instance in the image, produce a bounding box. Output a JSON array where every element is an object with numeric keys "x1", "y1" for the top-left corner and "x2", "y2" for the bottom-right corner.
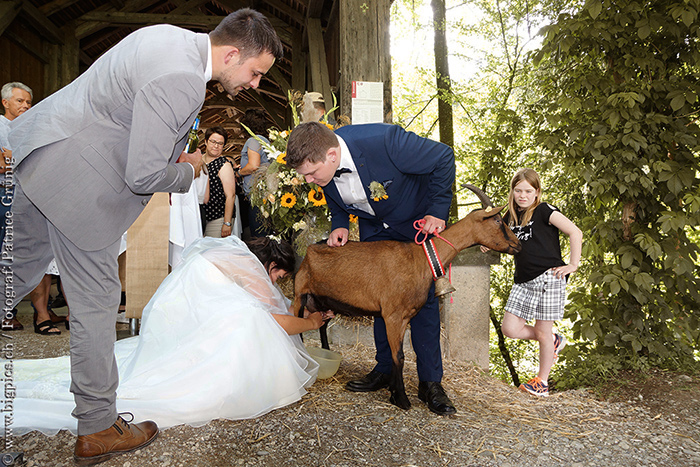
[{"x1": 434, "y1": 275, "x2": 456, "y2": 296}]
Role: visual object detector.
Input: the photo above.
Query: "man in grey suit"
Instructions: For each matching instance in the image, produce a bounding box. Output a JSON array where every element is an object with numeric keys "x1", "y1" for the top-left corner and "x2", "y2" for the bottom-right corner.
[{"x1": 4, "y1": 8, "x2": 283, "y2": 465}]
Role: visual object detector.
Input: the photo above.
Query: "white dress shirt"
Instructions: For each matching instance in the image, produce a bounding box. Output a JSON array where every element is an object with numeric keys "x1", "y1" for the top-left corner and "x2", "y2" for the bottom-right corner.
[{"x1": 334, "y1": 136, "x2": 376, "y2": 216}]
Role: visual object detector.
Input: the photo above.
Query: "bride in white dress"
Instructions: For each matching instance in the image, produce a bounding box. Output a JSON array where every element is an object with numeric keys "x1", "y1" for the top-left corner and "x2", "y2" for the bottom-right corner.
[{"x1": 8, "y1": 236, "x2": 330, "y2": 436}]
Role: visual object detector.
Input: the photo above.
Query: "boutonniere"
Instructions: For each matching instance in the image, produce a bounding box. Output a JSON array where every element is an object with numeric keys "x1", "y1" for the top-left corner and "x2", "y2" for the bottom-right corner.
[{"x1": 369, "y1": 180, "x2": 390, "y2": 201}]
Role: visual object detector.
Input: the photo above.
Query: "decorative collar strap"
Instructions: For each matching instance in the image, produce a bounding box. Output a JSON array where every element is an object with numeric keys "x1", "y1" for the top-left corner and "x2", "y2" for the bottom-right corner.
[{"x1": 422, "y1": 239, "x2": 446, "y2": 280}]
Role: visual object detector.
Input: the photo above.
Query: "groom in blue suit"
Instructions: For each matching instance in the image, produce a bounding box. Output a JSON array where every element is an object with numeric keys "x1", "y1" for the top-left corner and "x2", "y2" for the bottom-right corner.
[{"x1": 286, "y1": 121, "x2": 456, "y2": 415}]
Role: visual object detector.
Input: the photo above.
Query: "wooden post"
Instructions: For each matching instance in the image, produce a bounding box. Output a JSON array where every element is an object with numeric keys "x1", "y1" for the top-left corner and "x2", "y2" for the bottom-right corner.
[
  {"x1": 338, "y1": 0, "x2": 392, "y2": 123},
  {"x1": 60, "y1": 23, "x2": 79, "y2": 87},
  {"x1": 306, "y1": 17, "x2": 334, "y2": 119}
]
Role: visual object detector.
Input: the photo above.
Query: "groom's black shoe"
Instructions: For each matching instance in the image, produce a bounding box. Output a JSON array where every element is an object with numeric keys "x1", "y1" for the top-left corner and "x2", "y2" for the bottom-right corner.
[
  {"x1": 346, "y1": 369, "x2": 391, "y2": 392},
  {"x1": 418, "y1": 381, "x2": 457, "y2": 416}
]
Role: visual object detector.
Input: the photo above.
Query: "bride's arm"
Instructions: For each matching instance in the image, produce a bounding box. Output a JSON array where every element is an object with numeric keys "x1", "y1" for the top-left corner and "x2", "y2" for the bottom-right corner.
[{"x1": 273, "y1": 310, "x2": 334, "y2": 335}]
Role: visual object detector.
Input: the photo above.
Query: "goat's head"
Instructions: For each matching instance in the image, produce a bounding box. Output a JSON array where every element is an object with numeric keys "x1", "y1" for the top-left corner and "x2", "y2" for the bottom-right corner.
[{"x1": 463, "y1": 183, "x2": 521, "y2": 254}]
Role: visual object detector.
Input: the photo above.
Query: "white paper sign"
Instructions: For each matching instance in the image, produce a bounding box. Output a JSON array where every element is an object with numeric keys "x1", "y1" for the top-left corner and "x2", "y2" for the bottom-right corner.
[{"x1": 351, "y1": 81, "x2": 384, "y2": 124}]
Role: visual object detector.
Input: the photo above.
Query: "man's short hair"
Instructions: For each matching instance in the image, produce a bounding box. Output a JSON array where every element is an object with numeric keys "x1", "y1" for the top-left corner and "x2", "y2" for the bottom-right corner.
[
  {"x1": 1, "y1": 82, "x2": 33, "y2": 101},
  {"x1": 210, "y1": 8, "x2": 284, "y2": 61},
  {"x1": 285, "y1": 122, "x2": 338, "y2": 168}
]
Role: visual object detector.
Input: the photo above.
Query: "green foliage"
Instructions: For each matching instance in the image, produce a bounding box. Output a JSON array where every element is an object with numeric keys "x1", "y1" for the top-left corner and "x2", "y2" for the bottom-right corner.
[{"x1": 529, "y1": 0, "x2": 700, "y2": 370}]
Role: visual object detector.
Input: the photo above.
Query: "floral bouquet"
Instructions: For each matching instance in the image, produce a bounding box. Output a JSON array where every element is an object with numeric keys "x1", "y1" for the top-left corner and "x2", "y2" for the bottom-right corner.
[{"x1": 244, "y1": 92, "x2": 335, "y2": 255}]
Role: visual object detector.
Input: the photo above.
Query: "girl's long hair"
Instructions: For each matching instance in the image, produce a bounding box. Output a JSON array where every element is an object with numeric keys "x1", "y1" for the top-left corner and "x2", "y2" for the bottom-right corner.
[{"x1": 507, "y1": 168, "x2": 541, "y2": 227}]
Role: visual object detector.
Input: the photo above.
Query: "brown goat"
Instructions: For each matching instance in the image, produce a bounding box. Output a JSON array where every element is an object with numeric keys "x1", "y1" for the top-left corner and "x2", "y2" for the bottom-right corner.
[{"x1": 294, "y1": 185, "x2": 521, "y2": 410}]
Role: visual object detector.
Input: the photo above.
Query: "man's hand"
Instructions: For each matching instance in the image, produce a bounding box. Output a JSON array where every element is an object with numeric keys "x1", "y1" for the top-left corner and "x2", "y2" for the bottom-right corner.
[
  {"x1": 178, "y1": 149, "x2": 204, "y2": 178},
  {"x1": 0, "y1": 148, "x2": 12, "y2": 174},
  {"x1": 421, "y1": 215, "x2": 446, "y2": 235},
  {"x1": 327, "y1": 228, "x2": 349, "y2": 247}
]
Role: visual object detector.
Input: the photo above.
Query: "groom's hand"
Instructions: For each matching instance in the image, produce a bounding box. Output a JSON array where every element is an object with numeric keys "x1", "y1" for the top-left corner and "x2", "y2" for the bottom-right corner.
[
  {"x1": 421, "y1": 215, "x2": 446, "y2": 235},
  {"x1": 327, "y1": 228, "x2": 349, "y2": 247}
]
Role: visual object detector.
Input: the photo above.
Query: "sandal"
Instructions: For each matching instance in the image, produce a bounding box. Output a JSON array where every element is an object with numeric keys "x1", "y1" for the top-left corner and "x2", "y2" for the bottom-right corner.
[
  {"x1": 34, "y1": 319, "x2": 61, "y2": 335},
  {"x1": 32, "y1": 303, "x2": 69, "y2": 329},
  {"x1": 33, "y1": 308, "x2": 61, "y2": 335}
]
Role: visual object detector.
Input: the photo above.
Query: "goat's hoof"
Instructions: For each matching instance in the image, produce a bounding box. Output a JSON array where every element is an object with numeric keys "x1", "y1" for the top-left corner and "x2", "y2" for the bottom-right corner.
[{"x1": 389, "y1": 393, "x2": 411, "y2": 410}]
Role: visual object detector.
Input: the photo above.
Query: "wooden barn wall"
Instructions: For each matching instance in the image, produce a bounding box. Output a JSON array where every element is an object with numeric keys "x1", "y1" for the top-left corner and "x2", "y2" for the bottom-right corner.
[
  {"x1": 338, "y1": 0, "x2": 392, "y2": 123},
  {"x1": 0, "y1": 17, "x2": 46, "y2": 103},
  {"x1": 324, "y1": 7, "x2": 340, "y2": 114}
]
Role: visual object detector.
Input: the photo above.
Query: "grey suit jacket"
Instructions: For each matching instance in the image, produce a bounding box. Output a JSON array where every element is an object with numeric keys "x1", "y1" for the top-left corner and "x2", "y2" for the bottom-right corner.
[{"x1": 9, "y1": 25, "x2": 209, "y2": 251}]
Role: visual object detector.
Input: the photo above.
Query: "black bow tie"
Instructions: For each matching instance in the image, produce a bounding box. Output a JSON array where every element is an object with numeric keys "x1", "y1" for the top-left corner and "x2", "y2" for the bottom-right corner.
[{"x1": 334, "y1": 167, "x2": 352, "y2": 178}]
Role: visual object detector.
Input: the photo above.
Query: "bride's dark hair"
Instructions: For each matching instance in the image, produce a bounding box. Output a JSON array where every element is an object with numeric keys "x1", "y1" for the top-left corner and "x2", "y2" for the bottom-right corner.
[{"x1": 245, "y1": 237, "x2": 295, "y2": 274}]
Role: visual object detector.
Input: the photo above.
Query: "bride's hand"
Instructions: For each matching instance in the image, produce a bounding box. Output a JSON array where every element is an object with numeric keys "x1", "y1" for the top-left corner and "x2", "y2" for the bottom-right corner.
[{"x1": 307, "y1": 312, "x2": 325, "y2": 330}]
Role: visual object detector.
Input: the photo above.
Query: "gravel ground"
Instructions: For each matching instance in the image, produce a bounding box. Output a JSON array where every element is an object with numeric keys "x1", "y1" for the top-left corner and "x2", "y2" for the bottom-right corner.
[{"x1": 6, "y1": 300, "x2": 700, "y2": 467}]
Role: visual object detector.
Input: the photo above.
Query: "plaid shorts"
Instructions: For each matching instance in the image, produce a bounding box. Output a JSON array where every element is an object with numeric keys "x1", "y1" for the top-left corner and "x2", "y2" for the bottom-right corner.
[{"x1": 505, "y1": 270, "x2": 566, "y2": 321}]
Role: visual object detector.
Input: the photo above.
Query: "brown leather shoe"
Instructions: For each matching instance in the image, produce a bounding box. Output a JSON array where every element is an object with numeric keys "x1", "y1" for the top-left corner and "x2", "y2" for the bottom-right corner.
[
  {"x1": 74, "y1": 414, "x2": 158, "y2": 466},
  {"x1": 1, "y1": 316, "x2": 23, "y2": 331}
]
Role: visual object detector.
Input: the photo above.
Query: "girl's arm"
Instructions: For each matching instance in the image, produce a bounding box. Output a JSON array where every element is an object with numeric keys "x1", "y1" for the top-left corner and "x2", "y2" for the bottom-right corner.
[
  {"x1": 549, "y1": 211, "x2": 583, "y2": 279},
  {"x1": 273, "y1": 310, "x2": 334, "y2": 336}
]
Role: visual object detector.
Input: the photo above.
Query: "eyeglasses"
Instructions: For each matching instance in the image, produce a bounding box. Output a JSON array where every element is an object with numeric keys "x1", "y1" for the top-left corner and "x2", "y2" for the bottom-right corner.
[{"x1": 208, "y1": 140, "x2": 225, "y2": 147}]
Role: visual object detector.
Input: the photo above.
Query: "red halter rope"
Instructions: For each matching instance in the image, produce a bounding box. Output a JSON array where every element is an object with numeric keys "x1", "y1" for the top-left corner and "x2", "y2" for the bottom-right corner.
[{"x1": 413, "y1": 219, "x2": 456, "y2": 301}]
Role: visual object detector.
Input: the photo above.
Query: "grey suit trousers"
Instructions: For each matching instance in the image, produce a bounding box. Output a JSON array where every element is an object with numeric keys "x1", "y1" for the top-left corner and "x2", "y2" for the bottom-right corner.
[{"x1": 3, "y1": 180, "x2": 121, "y2": 435}]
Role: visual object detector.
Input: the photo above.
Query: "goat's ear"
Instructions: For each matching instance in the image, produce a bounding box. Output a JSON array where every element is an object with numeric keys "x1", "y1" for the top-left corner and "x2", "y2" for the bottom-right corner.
[{"x1": 483, "y1": 205, "x2": 506, "y2": 218}]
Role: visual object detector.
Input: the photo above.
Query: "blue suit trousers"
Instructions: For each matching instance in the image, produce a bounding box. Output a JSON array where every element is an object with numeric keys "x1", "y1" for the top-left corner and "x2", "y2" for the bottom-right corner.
[{"x1": 364, "y1": 229, "x2": 443, "y2": 382}]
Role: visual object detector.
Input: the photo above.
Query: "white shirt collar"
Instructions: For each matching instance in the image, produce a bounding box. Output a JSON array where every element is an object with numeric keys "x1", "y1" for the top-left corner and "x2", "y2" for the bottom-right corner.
[
  {"x1": 336, "y1": 136, "x2": 356, "y2": 172},
  {"x1": 204, "y1": 36, "x2": 213, "y2": 82}
]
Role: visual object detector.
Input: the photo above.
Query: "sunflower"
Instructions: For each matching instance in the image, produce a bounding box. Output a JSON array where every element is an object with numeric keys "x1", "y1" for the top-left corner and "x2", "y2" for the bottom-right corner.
[
  {"x1": 323, "y1": 123, "x2": 334, "y2": 130},
  {"x1": 349, "y1": 214, "x2": 358, "y2": 223},
  {"x1": 308, "y1": 188, "x2": 326, "y2": 207},
  {"x1": 276, "y1": 152, "x2": 287, "y2": 164},
  {"x1": 280, "y1": 192, "x2": 297, "y2": 208}
]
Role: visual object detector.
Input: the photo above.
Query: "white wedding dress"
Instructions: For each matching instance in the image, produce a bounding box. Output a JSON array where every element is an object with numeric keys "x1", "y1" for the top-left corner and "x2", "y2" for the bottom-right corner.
[{"x1": 8, "y1": 236, "x2": 318, "y2": 436}]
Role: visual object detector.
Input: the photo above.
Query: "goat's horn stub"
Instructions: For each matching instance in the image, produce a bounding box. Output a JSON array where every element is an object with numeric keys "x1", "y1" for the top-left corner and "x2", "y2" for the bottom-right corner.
[{"x1": 462, "y1": 183, "x2": 494, "y2": 208}]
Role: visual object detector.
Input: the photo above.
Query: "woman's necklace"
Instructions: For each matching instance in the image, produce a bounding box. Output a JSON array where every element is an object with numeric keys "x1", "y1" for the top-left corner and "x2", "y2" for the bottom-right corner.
[{"x1": 203, "y1": 153, "x2": 216, "y2": 165}]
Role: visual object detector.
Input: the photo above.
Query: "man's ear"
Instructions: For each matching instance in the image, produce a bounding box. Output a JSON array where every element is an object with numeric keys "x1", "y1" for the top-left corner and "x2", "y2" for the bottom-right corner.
[
  {"x1": 223, "y1": 47, "x2": 241, "y2": 65},
  {"x1": 327, "y1": 146, "x2": 339, "y2": 164}
]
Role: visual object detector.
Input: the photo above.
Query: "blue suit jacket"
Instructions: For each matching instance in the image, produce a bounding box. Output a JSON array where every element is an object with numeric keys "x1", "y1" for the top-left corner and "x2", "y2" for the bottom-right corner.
[{"x1": 323, "y1": 124, "x2": 455, "y2": 241}]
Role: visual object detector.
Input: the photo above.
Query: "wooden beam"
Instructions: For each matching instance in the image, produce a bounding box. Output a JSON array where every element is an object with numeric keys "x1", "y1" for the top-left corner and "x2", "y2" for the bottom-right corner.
[
  {"x1": 78, "y1": 12, "x2": 223, "y2": 29},
  {"x1": 325, "y1": 0, "x2": 339, "y2": 39},
  {"x1": 291, "y1": 31, "x2": 305, "y2": 91},
  {"x1": 43, "y1": 42, "x2": 61, "y2": 96},
  {"x1": 39, "y1": 0, "x2": 83, "y2": 17},
  {"x1": 170, "y1": 0, "x2": 210, "y2": 15},
  {"x1": 78, "y1": 10, "x2": 293, "y2": 44},
  {"x1": 306, "y1": 0, "x2": 324, "y2": 18},
  {"x1": 79, "y1": 49, "x2": 93, "y2": 67},
  {"x1": 0, "y1": 1, "x2": 22, "y2": 37},
  {"x1": 266, "y1": 65, "x2": 291, "y2": 97},
  {"x1": 261, "y1": 0, "x2": 304, "y2": 25},
  {"x1": 306, "y1": 17, "x2": 333, "y2": 118},
  {"x1": 214, "y1": 0, "x2": 294, "y2": 45},
  {"x1": 61, "y1": 23, "x2": 80, "y2": 85},
  {"x1": 75, "y1": 0, "x2": 162, "y2": 39},
  {"x1": 6, "y1": 31, "x2": 50, "y2": 64},
  {"x1": 19, "y1": 0, "x2": 64, "y2": 44},
  {"x1": 247, "y1": 90, "x2": 285, "y2": 128}
]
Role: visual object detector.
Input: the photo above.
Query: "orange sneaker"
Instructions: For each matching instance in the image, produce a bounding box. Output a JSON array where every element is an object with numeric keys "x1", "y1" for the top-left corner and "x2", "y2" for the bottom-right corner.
[{"x1": 519, "y1": 377, "x2": 549, "y2": 397}]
